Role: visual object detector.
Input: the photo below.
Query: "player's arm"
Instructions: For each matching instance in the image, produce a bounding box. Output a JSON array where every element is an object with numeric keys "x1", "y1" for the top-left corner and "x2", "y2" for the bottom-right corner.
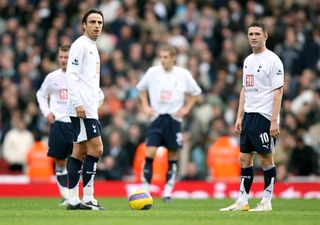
[
  {"x1": 270, "y1": 86, "x2": 283, "y2": 138},
  {"x1": 235, "y1": 87, "x2": 245, "y2": 134},
  {"x1": 175, "y1": 94, "x2": 198, "y2": 118},
  {"x1": 139, "y1": 90, "x2": 155, "y2": 117},
  {"x1": 36, "y1": 77, "x2": 55, "y2": 124}
]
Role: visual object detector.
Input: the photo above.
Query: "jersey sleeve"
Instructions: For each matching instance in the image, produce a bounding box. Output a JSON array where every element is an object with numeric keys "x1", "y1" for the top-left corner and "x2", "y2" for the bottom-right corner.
[
  {"x1": 185, "y1": 70, "x2": 202, "y2": 96},
  {"x1": 66, "y1": 42, "x2": 84, "y2": 107},
  {"x1": 136, "y1": 69, "x2": 151, "y2": 91},
  {"x1": 36, "y1": 75, "x2": 52, "y2": 117},
  {"x1": 270, "y1": 58, "x2": 284, "y2": 90}
]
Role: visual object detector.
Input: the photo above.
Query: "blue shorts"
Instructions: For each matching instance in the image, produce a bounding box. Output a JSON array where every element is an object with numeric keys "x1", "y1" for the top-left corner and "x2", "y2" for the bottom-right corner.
[
  {"x1": 146, "y1": 114, "x2": 182, "y2": 151},
  {"x1": 48, "y1": 121, "x2": 73, "y2": 159},
  {"x1": 240, "y1": 113, "x2": 277, "y2": 154},
  {"x1": 70, "y1": 117, "x2": 101, "y2": 143}
]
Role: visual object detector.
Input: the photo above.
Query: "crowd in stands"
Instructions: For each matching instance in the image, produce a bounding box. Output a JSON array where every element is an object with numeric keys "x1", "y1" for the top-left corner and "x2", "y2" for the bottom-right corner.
[{"x1": 0, "y1": 0, "x2": 319, "y2": 181}]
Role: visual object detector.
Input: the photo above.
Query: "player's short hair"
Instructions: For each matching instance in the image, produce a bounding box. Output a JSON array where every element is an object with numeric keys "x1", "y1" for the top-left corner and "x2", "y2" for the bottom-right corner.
[
  {"x1": 160, "y1": 44, "x2": 176, "y2": 57},
  {"x1": 59, "y1": 45, "x2": 70, "y2": 52},
  {"x1": 248, "y1": 21, "x2": 268, "y2": 34},
  {"x1": 81, "y1": 8, "x2": 104, "y2": 25}
]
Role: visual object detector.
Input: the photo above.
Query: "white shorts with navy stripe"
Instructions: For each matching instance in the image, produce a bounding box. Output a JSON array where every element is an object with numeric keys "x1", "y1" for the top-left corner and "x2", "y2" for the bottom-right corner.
[{"x1": 70, "y1": 117, "x2": 101, "y2": 143}]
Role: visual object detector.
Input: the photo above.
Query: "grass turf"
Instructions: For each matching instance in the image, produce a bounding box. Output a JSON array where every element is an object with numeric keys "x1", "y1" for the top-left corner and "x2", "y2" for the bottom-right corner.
[{"x1": 0, "y1": 198, "x2": 319, "y2": 225}]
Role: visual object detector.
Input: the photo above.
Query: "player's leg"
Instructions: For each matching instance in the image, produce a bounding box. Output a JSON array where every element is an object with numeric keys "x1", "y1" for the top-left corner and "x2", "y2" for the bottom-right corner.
[
  {"x1": 220, "y1": 113, "x2": 253, "y2": 211},
  {"x1": 142, "y1": 116, "x2": 163, "y2": 192},
  {"x1": 66, "y1": 142, "x2": 86, "y2": 209},
  {"x1": 220, "y1": 152, "x2": 254, "y2": 211},
  {"x1": 79, "y1": 118, "x2": 105, "y2": 210},
  {"x1": 142, "y1": 146, "x2": 157, "y2": 192},
  {"x1": 81, "y1": 136, "x2": 105, "y2": 210},
  {"x1": 249, "y1": 153, "x2": 275, "y2": 212},
  {"x1": 163, "y1": 150, "x2": 178, "y2": 202},
  {"x1": 47, "y1": 121, "x2": 72, "y2": 206},
  {"x1": 162, "y1": 115, "x2": 182, "y2": 202},
  {"x1": 248, "y1": 114, "x2": 275, "y2": 212},
  {"x1": 55, "y1": 159, "x2": 68, "y2": 205}
]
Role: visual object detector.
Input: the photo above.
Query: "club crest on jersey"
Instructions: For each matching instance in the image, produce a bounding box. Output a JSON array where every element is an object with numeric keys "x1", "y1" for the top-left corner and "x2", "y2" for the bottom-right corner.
[
  {"x1": 276, "y1": 70, "x2": 282, "y2": 75},
  {"x1": 71, "y1": 58, "x2": 79, "y2": 66},
  {"x1": 246, "y1": 74, "x2": 254, "y2": 87}
]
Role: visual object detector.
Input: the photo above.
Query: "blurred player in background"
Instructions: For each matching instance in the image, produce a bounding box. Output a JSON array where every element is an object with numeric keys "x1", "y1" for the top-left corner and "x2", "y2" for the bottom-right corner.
[
  {"x1": 136, "y1": 44, "x2": 202, "y2": 202},
  {"x1": 220, "y1": 21, "x2": 284, "y2": 212},
  {"x1": 65, "y1": 8, "x2": 105, "y2": 210},
  {"x1": 36, "y1": 45, "x2": 72, "y2": 206}
]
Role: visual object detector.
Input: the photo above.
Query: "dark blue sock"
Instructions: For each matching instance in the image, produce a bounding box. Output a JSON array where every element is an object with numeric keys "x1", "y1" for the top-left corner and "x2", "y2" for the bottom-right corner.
[
  {"x1": 55, "y1": 166, "x2": 68, "y2": 187},
  {"x1": 241, "y1": 166, "x2": 254, "y2": 194},
  {"x1": 82, "y1": 155, "x2": 99, "y2": 187},
  {"x1": 143, "y1": 157, "x2": 154, "y2": 183},
  {"x1": 166, "y1": 160, "x2": 178, "y2": 183},
  {"x1": 67, "y1": 157, "x2": 83, "y2": 189},
  {"x1": 264, "y1": 167, "x2": 276, "y2": 190}
]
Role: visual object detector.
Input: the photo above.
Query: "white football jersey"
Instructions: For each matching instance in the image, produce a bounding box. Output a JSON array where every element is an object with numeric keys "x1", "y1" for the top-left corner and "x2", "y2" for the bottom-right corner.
[
  {"x1": 136, "y1": 65, "x2": 202, "y2": 115},
  {"x1": 66, "y1": 35, "x2": 102, "y2": 119},
  {"x1": 242, "y1": 49, "x2": 284, "y2": 120},
  {"x1": 36, "y1": 68, "x2": 71, "y2": 123}
]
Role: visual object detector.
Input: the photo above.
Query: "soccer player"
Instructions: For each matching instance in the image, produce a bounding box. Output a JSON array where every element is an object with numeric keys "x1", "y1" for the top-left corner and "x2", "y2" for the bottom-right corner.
[
  {"x1": 220, "y1": 21, "x2": 284, "y2": 212},
  {"x1": 65, "y1": 8, "x2": 105, "y2": 210},
  {"x1": 36, "y1": 45, "x2": 72, "y2": 206},
  {"x1": 136, "y1": 45, "x2": 202, "y2": 202}
]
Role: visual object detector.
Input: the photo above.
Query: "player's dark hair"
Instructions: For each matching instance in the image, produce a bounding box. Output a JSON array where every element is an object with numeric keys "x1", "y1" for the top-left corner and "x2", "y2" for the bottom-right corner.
[
  {"x1": 81, "y1": 8, "x2": 104, "y2": 25},
  {"x1": 249, "y1": 21, "x2": 268, "y2": 34}
]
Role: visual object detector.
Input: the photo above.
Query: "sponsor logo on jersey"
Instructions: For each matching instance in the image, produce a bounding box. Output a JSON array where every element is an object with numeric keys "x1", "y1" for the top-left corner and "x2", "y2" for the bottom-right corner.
[
  {"x1": 245, "y1": 74, "x2": 254, "y2": 86},
  {"x1": 245, "y1": 88, "x2": 258, "y2": 93}
]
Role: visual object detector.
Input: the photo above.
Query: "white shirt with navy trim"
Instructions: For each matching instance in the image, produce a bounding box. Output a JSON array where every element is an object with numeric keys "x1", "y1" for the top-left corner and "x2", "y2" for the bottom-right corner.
[
  {"x1": 242, "y1": 49, "x2": 284, "y2": 120},
  {"x1": 36, "y1": 68, "x2": 71, "y2": 123},
  {"x1": 136, "y1": 65, "x2": 202, "y2": 115},
  {"x1": 66, "y1": 35, "x2": 102, "y2": 119}
]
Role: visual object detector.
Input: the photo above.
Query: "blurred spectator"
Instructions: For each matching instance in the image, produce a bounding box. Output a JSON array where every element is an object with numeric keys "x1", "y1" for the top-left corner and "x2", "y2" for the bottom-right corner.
[
  {"x1": 2, "y1": 116, "x2": 34, "y2": 172},
  {"x1": 98, "y1": 130, "x2": 129, "y2": 180},
  {"x1": 287, "y1": 135, "x2": 319, "y2": 177},
  {"x1": 181, "y1": 161, "x2": 205, "y2": 181}
]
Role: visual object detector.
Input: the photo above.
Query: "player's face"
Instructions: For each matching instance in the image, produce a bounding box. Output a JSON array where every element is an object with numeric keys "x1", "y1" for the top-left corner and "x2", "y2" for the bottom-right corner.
[
  {"x1": 58, "y1": 50, "x2": 69, "y2": 72},
  {"x1": 83, "y1": 13, "x2": 103, "y2": 41},
  {"x1": 160, "y1": 50, "x2": 175, "y2": 71},
  {"x1": 247, "y1": 26, "x2": 268, "y2": 53}
]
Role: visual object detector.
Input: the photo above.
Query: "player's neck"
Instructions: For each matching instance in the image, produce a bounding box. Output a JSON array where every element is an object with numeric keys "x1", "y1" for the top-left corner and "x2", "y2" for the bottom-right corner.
[{"x1": 252, "y1": 46, "x2": 267, "y2": 54}]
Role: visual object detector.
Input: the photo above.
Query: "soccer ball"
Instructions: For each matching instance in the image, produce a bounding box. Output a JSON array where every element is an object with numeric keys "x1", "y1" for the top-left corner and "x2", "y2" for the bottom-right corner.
[{"x1": 128, "y1": 190, "x2": 153, "y2": 210}]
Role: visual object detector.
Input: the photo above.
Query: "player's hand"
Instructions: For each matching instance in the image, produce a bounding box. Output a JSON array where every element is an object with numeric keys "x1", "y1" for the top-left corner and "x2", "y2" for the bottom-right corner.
[
  {"x1": 270, "y1": 121, "x2": 280, "y2": 138},
  {"x1": 175, "y1": 107, "x2": 189, "y2": 118},
  {"x1": 76, "y1": 105, "x2": 86, "y2": 118},
  {"x1": 234, "y1": 119, "x2": 242, "y2": 134},
  {"x1": 46, "y1": 112, "x2": 55, "y2": 124},
  {"x1": 143, "y1": 105, "x2": 156, "y2": 117}
]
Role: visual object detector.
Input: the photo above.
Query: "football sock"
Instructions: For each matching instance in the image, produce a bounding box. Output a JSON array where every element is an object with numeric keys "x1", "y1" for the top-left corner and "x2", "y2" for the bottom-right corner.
[
  {"x1": 67, "y1": 156, "x2": 83, "y2": 205},
  {"x1": 82, "y1": 155, "x2": 99, "y2": 203},
  {"x1": 142, "y1": 157, "x2": 153, "y2": 192},
  {"x1": 55, "y1": 164, "x2": 68, "y2": 200},
  {"x1": 262, "y1": 166, "x2": 276, "y2": 203},
  {"x1": 238, "y1": 166, "x2": 254, "y2": 203},
  {"x1": 163, "y1": 160, "x2": 178, "y2": 198}
]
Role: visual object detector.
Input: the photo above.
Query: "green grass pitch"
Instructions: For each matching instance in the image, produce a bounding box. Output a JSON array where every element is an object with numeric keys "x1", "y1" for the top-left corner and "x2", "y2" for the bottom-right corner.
[{"x1": 0, "y1": 198, "x2": 319, "y2": 225}]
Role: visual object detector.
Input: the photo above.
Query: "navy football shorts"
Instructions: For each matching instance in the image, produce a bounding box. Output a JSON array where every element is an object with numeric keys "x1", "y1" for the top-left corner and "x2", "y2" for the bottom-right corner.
[
  {"x1": 48, "y1": 121, "x2": 73, "y2": 159},
  {"x1": 240, "y1": 112, "x2": 277, "y2": 154},
  {"x1": 70, "y1": 117, "x2": 101, "y2": 143},
  {"x1": 146, "y1": 114, "x2": 182, "y2": 151}
]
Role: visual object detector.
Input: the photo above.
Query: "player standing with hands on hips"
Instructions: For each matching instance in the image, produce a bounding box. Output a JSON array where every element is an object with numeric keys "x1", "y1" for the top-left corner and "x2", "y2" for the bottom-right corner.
[
  {"x1": 36, "y1": 45, "x2": 73, "y2": 206},
  {"x1": 136, "y1": 45, "x2": 202, "y2": 202},
  {"x1": 220, "y1": 21, "x2": 284, "y2": 212},
  {"x1": 65, "y1": 9, "x2": 105, "y2": 210}
]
